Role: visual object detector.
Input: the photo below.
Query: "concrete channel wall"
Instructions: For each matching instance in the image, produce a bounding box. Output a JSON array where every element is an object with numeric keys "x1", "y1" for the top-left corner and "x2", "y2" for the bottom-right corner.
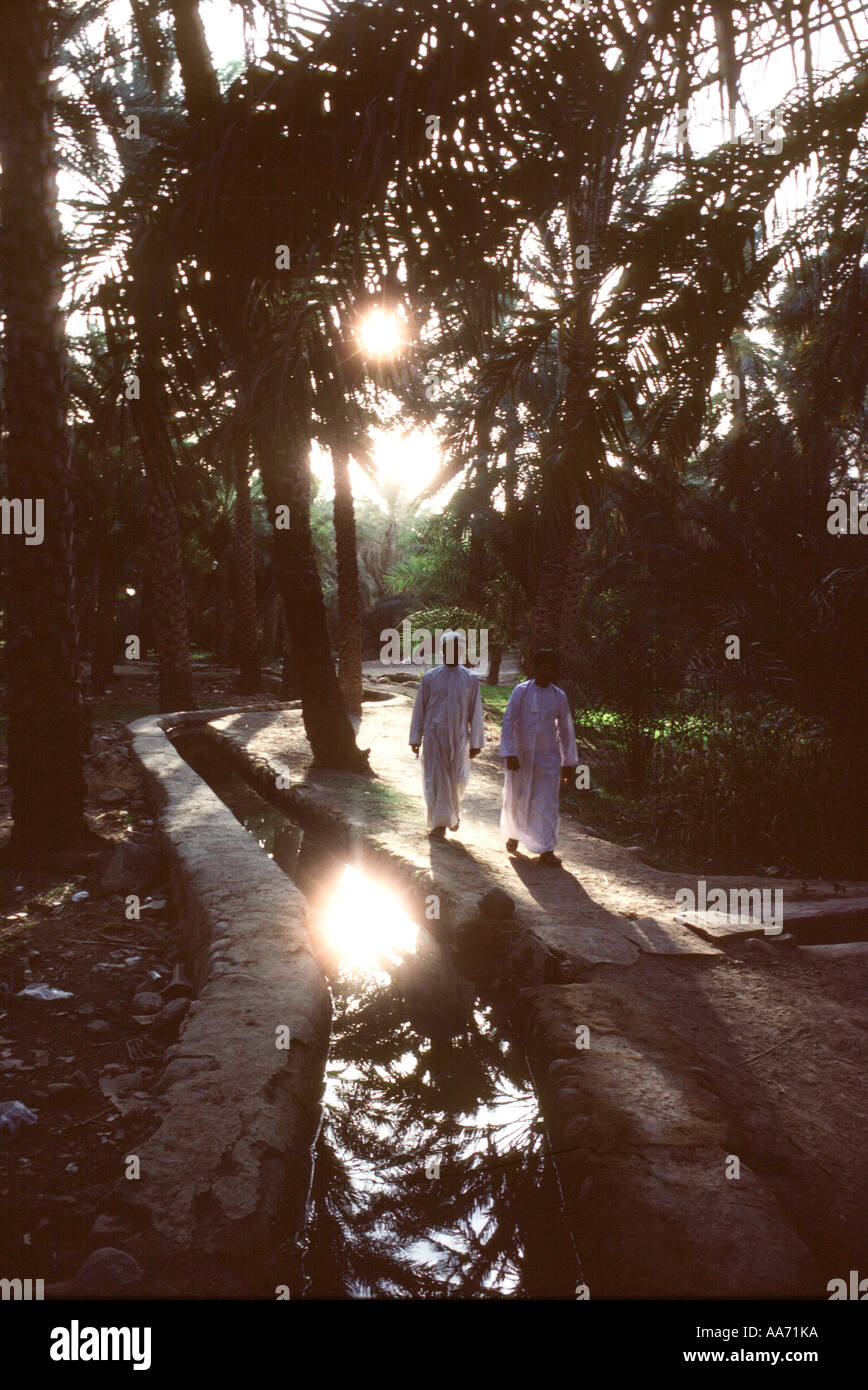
[{"x1": 94, "y1": 711, "x2": 332, "y2": 1298}]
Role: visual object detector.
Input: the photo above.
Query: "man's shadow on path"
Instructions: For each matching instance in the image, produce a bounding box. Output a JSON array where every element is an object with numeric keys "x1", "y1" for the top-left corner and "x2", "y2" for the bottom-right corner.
[
  {"x1": 508, "y1": 855, "x2": 632, "y2": 938},
  {"x1": 426, "y1": 834, "x2": 521, "y2": 907},
  {"x1": 426, "y1": 834, "x2": 487, "y2": 874},
  {"x1": 425, "y1": 835, "x2": 631, "y2": 942},
  {"x1": 509, "y1": 856, "x2": 713, "y2": 954}
]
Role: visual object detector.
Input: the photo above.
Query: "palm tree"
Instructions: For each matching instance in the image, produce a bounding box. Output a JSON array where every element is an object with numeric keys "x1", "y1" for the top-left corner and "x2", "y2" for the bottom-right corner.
[
  {"x1": 107, "y1": 0, "x2": 526, "y2": 764},
  {"x1": 360, "y1": 0, "x2": 865, "y2": 646},
  {"x1": 0, "y1": 0, "x2": 88, "y2": 856},
  {"x1": 67, "y1": 324, "x2": 144, "y2": 695},
  {"x1": 57, "y1": 0, "x2": 201, "y2": 715},
  {"x1": 116, "y1": 1, "x2": 375, "y2": 761},
  {"x1": 251, "y1": 394, "x2": 370, "y2": 766},
  {"x1": 331, "y1": 441, "x2": 364, "y2": 713},
  {"x1": 232, "y1": 428, "x2": 262, "y2": 692},
  {"x1": 128, "y1": 350, "x2": 197, "y2": 712},
  {"x1": 80, "y1": 0, "x2": 866, "y2": 751}
]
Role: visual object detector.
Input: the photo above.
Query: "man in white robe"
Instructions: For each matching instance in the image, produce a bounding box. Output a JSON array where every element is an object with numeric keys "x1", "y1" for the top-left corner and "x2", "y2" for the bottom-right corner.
[
  {"x1": 499, "y1": 649, "x2": 577, "y2": 865},
  {"x1": 409, "y1": 631, "x2": 485, "y2": 838}
]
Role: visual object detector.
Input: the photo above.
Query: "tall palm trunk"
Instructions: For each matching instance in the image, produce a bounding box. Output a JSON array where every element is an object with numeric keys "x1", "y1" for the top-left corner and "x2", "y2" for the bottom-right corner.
[
  {"x1": 556, "y1": 527, "x2": 588, "y2": 705},
  {"x1": 168, "y1": 0, "x2": 220, "y2": 120},
  {"x1": 129, "y1": 350, "x2": 196, "y2": 713},
  {"x1": 255, "y1": 426, "x2": 368, "y2": 770},
  {"x1": 144, "y1": 467, "x2": 196, "y2": 713},
  {"x1": 0, "y1": 0, "x2": 88, "y2": 854},
  {"x1": 484, "y1": 643, "x2": 504, "y2": 685},
  {"x1": 466, "y1": 512, "x2": 498, "y2": 679},
  {"x1": 233, "y1": 437, "x2": 261, "y2": 692},
  {"x1": 213, "y1": 542, "x2": 235, "y2": 666},
  {"x1": 331, "y1": 446, "x2": 363, "y2": 713},
  {"x1": 261, "y1": 588, "x2": 280, "y2": 666},
  {"x1": 530, "y1": 542, "x2": 567, "y2": 653},
  {"x1": 281, "y1": 601, "x2": 298, "y2": 699},
  {"x1": 532, "y1": 184, "x2": 603, "y2": 671},
  {"x1": 91, "y1": 549, "x2": 118, "y2": 694}
]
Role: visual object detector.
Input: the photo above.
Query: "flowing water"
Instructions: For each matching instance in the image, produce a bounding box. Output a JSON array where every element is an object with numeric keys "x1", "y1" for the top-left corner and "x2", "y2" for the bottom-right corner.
[{"x1": 171, "y1": 729, "x2": 583, "y2": 1298}]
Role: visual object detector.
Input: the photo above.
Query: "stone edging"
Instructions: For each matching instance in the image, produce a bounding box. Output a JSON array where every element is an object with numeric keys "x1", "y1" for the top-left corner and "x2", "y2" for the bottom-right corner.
[{"x1": 84, "y1": 710, "x2": 331, "y2": 1298}]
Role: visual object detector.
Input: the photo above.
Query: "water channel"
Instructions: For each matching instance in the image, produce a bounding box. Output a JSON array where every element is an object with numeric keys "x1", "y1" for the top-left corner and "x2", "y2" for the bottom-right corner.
[{"x1": 171, "y1": 728, "x2": 583, "y2": 1298}]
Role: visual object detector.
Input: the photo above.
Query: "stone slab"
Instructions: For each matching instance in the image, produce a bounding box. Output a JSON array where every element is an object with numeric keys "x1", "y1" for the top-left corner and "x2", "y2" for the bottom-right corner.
[{"x1": 678, "y1": 897, "x2": 868, "y2": 943}]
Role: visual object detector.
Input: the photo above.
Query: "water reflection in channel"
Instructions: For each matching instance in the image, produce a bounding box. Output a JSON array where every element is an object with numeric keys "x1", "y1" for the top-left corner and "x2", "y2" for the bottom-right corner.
[{"x1": 171, "y1": 733, "x2": 582, "y2": 1298}]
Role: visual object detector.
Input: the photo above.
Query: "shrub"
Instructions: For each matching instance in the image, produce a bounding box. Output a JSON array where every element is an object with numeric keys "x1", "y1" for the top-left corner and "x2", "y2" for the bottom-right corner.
[{"x1": 635, "y1": 702, "x2": 864, "y2": 876}]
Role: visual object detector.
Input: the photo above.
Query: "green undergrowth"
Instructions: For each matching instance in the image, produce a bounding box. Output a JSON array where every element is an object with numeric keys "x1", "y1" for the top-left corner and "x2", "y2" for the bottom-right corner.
[
  {"x1": 479, "y1": 686, "x2": 865, "y2": 877},
  {"x1": 569, "y1": 700, "x2": 866, "y2": 879},
  {"x1": 480, "y1": 685, "x2": 510, "y2": 719}
]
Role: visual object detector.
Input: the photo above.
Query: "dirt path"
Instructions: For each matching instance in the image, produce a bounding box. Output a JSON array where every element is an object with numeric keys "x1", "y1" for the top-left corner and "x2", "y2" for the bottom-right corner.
[{"x1": 209, "y1": 693, "x2": 866, "y2": 967}]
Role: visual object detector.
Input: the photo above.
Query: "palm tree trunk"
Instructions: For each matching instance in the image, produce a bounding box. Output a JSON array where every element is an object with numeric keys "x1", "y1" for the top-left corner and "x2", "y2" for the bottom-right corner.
[
  {"x1": 530, "y1": 540, "x2": 567, "y2": 654},
  {"x1": 233, "y1": 437, "x2": 261, "y2": 692},
  {"x1": 213, "y1": 548, "x2": 235, "y2": 666},
  {"x1": 484, "y1": 643, "x2": 504, "y2": 685},
  {"x1": 144, "y1": 468, "x2": 196, "y2": 713},
  {"x1": 261, "y1": 588, "x2": 280, "y2": 666},
  {"x1": 255, "y1": 427, "x2": 368, "y2": 769},
  {"x1": 281, "y1": 603, "x2": 298, "y2": 698},
  {"x1": 128, "y1": 341, "x2": 196, "y2": 713},
  {"x1": 331, "y1": 447, "x2": 363, "y2": 713},
  {"x1": 168, "y1": 0, "x2": 220, "y2": 120},
  {"x1": 467, "y1": 520, "x2": 485, "y2": 608},
  {"x1": 556, "y1": 527, "x2": 588, "y2": 705},
  {"x1": 0, "y1": 0, "x2": 88, "y2": 855},
  {"x1": 91, "y1": 550, "x2": 118, "y2": 694},
  {"x1": 531, "y1": 186, "x2": 601, "y2": 680},
  {"x1": 77, "y1": 570, "x2": 94, "y2": 669}
]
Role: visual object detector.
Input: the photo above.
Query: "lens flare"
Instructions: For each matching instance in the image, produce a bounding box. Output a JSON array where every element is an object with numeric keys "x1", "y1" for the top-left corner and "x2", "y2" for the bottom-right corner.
[
  {"x1": 358, "y1": 308, "x2": 403, "y2": 358},
  {"x1": 317, "y1": 864, "x2": 418, "y2": 972}
]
